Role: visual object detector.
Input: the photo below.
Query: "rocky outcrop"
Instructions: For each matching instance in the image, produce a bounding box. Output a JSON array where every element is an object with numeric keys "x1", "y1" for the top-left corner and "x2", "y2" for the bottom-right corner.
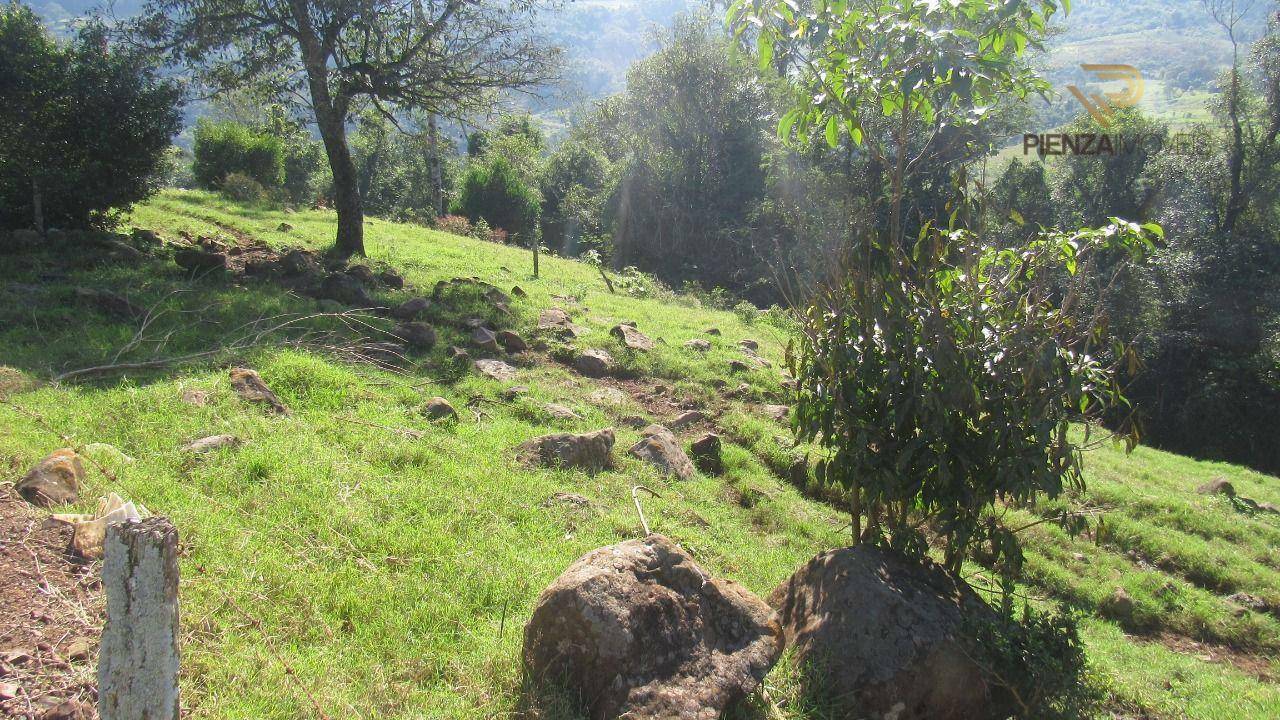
[
  {"x1": 523, "y1": 534, "x2": 782, "y2": 720},
  {"x1": 630, "y1": 425, "x2": 695, "y2": 480},
  {"x1": 517, "y1": 429, "x2": 615, "y2": 473}
]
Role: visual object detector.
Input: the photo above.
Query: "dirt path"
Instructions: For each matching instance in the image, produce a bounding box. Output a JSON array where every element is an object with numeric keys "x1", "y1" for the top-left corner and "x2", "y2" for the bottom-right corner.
[{"x1": 0, "y1": 483, "x2": 102, "y2": 719}]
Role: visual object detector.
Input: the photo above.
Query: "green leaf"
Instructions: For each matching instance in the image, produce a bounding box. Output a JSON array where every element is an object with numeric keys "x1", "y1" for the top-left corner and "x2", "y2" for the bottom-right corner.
[{"x1": 825, "y1": 115, "x2": 840, "y2": 147}]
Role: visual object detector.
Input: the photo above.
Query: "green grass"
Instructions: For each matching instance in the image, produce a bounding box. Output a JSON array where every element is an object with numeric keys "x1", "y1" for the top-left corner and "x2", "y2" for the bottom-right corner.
[{"x1": 2, "y1": 190, "x2": 1278, "y2": 719}]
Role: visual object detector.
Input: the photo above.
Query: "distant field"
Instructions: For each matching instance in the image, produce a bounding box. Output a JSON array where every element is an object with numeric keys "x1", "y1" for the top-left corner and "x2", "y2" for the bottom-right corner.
[{"x1": 1, "y1": 191, "x2": 1277, "y2": 718}]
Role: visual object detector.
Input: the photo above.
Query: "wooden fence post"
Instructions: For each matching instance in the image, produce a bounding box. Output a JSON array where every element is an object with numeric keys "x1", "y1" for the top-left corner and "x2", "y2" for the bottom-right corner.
[{"x1": 98, "y1": 518, "x2": 180, "y2": 720}]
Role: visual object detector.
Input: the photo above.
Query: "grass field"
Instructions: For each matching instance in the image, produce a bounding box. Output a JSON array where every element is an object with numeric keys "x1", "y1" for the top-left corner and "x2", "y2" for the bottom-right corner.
[{"x1": 2, "y1": 190, "x2": 1278, "y2": 719}]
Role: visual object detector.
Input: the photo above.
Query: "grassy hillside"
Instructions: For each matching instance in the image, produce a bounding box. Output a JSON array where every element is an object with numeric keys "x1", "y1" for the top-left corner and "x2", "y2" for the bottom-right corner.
[{"x1": 2, "y1": 191, "x2": 1278, "y2": 719}]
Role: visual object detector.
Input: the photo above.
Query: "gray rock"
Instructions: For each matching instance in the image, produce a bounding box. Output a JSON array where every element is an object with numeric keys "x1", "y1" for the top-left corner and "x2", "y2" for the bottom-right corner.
[
  {"x1": 1197, "y1": 478, "x2": 1236, "y2": 497},
  {"x1": 16, "y1": 449, "x2": 83, "y2": 507},
  {"x1": 574, "y1": 349, "x2": 614, "y2": 378},
  {"x1": 670, "y1": 410, "x2": 706, "y2": 429},
  {"x1": 611, "y1": 323, "x2": 655, "y2": 351},
  {"x1": 771, "y1": 545, "x2": 1011, "y2": 720},
  {"x1": 517, "y1": 428, "x2": 615, "y2": 472},
  {"x1": 630, "y1": 425, "x2": 696, "y2": 480},
  {"x1": 316, "y1": 272, "x2": 372, "y2": 306},
  {"x1": 763, "y1": 404, "x2": 790, "y2": 422},
  {"x1": 378, "y1": 269, "x2": 405, "y2": 289},
  {"x1": 684, "y1": 339, "x2": 711, "y2": 352},
  {"x1": 472, "y1": 326, "x2": 501, "y2": 353},
  {"x1": 183, "y1": 435, "x2": 241, "y2": 453},
  {"x1": 394, "y1": 322, "x2": 437, "y2": 351},
  {"x1": 524, "y1": 534, "x2": 782, "y2": 720},
  {"x1": 739, "y1": 339, "x2": 760, "y2": 351},
  {"x1": 174, "y1": 247, "x2": 227, "y2": 275},
  {"x1": 690, "y1": 433, "x2": 723, "y2": 475},
  {"x1": 346, "y1": 265, "x2": 377, "y2": 284},
  {"x1": 475, "y1": 359, "x2": 517, "y2": 381},
  {"x1": 447, "y1": 346, "x2": 471, "y2": 363},
  {"x1": 424, "y1": 397, "x2": 458, "y2": 421},
  {"x1": 544, "y1": 403, "x2": 582, "y2": 420},
  {"x1": 538, "y1": 308, "x2": 583, "y2": 338},
  {"x1": 391, "y1": 297, "x2": 431, "y2": 320},
  {"x1": 279, "y1": 249, "x2": 322, "y2": 277},
  {"x1": 497, "y1": 330, "x2": 528, "y2": 353}
]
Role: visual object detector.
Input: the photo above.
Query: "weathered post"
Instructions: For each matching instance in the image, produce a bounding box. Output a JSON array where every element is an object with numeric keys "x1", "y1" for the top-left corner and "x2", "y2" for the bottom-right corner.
[{"x1": 98, "y1": 518, "x2": 180, "y2": 720}]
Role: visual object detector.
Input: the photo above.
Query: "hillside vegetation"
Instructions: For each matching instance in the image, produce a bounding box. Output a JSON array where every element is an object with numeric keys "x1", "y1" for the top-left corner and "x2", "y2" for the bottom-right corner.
[{"x1": 1, "y1": 192, "x2": 1278, "y2": 719}]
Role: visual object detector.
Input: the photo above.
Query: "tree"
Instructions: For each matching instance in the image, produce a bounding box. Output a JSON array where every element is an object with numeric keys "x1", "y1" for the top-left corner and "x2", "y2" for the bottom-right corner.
[
  {"x1": 136, "y1": 0, "x2": 562, "y2": 257},
  {"x1": 453, "y1": 154, "x2": 541, "y2": 241},
  {"x1": 0, "y1": 2, "x2": 181, "y2": 232},
  {"x1": 192, "y1": 119, "x2": 286, "y2": 191}
]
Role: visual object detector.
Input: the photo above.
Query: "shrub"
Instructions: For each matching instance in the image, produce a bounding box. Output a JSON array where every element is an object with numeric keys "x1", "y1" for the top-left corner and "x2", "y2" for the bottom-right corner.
[
  {"x1": 220, "y1": 172, "x2": 272, "y2": 204},
  {"x1": 434, "y1": 214, "x2": 472, "y2": 237},
  {"x1": 0, "y1": 6, "x2": 182, "y2": 231},
  {"x1": 192, "y1": 119, "x2": 285, "y2": 191},
  {"x1": 452, "y1": 155, "x2": 541, "y2": 240}
]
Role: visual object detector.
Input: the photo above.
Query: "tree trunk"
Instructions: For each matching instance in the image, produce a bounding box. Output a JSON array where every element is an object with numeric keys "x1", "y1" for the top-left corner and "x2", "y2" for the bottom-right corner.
[
  {"x1": 428, "y1": 115, "x2": 445, "y2": 218},
  {"x1": 32, "y1": 177, "x2": 44, "y2": 236},
  {"x1": 316, "y1": 107, "x2": 366, "y2": 257}
]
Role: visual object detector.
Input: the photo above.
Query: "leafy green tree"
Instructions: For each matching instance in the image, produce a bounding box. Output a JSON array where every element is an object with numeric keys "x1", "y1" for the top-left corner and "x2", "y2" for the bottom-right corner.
[
  {"x1": 192, "y1": 119, "x2": 285, "y2": 191},
  {"x1": 136, "y1": 0, "x2": 561, "y2": 256},
  {"x1": 453, "y1": 154, "x2": 541, "y2": 241},
  {"x1": 0, "y1": 2, "x2": 181, "y2": 232},
  {"x1": 351, "y1": 110, "x2": 454, "y2": 222}
]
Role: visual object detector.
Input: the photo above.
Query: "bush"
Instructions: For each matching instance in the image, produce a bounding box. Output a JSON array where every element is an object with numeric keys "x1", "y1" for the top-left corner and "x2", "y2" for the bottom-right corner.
[
  {"x1": 0, "y1": 6, "x2": 182, "y2": 231},
  {"x1": 192, "y1": 119, "x2": 285, "y2": 191},
  {"x1": 220, "y1": 172, "x2": 272, "y2": 204},
  {"x1": 434, "y1": 214, "x2": 472, "y2": 237},
  {"x1": 452, "y1": 155, "x2": 541, "y2": 240}
]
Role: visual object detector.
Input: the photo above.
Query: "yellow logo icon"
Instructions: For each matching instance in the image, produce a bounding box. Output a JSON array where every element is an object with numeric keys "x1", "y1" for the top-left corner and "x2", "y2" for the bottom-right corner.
[{"x1": 1067, "y1": 64, "x2": 1144, "y2": 127}]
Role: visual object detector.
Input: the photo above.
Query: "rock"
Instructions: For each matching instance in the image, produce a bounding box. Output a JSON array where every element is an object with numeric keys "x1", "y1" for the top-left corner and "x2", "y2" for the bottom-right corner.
[
  {"x1": 424, "y1": 397, "x2": 458, "y2": 421},
  {"x1": 538, "y1": 308, "x2": 583, "y2": 338},
  {"x1": 670, "y1": 410, "x2": 705, "y2": 429},
  {"x1": 501, "y1": 385, "x2": 530, "y2": 401},
  {"x1": 517, "y1": 428, "x2": 615, "y2": 472},
  {"x1": 611, "y1": 323, "x2": 655, "y2": 351},
  {"x1": 704, "y1": 327, "x2": 721, "y2": 336},
  {"x1": 729, "y1": 360, "x2": 751, "y2": 373},
  {"x1": 277, "y1": 222, "x2": 294, "y2": 232},
  {"x1": 346, "y1": 265, "x2": 377, "y2": 284},
  {"x1": 378, "y1": 269, "x2": 405, "y2": 289},
  {"x1": 619, "y1": 415, "x2": 649, "y2": 430},
  {"x1": 523, "y1": 534, "x2": 782, "y2": 719},
  {"x1": 317, "y1": 272, "x2": 373, "y2": 306},
  {"x1": 684, "y1": 339, "x2": 711, "y2": 352},
  {"x1": 0, "y1": 682, "x2": 16, "y2": 700},
  {"x1": 1259, "y1": 502, "x2": 1280, "y2": 514},
  {"x1": 183, "y1": 435, "x2": 241, "y2": 453},
  {"x1": 447, "y1": 346, "x2": 471, "y2": 363},
  {"x1": 16, "y1": 449, "x2": 83, "y2": 507},
  {"x1": 75, "y1": 287, "x2": 143, "y2": 319},
  {"x1": 630, "y1": 425, "x2": 696, "y2": 480},
  {"x1": 63, "y1": 637, "x2": 92, "y2": 661},
  {"x1": 545, "y1": 403, "x2": 583, "y2": 420},
  {"x1": 174, "y1": 247, "x2": 227, "y2": 275},
  {"x1": 471, "y1": 326, "x2": 501, "y2": 353},
  {"x1": 763, "y1": 404, "x2": 790, "y2": 422},
  {"x1": 180, "y1": 389, "x2": 210, "y2": 406},
  {"x1": 37, "y1": 699, "x2": 92, "y2": 719},
  {"x1": 574, "y1": 349, "x2": 614, "y2": 378},
  {"x1": 588, "y1": 387, "x2": 629, "y2": 406},
  {"x1": 739, "y1": 339, "x2": 760, "y2": 351},
  {"x1": 229, "y1": 368, "x2": 290, "y2": 415},
  {"x1": 511, "y1": 285, "x2": 527, "y2": 298},
  {"x1": 772, "y1": 545, "x2": 1010, "y2": 720},
  {"x1": 541, "y1": 492, "x2": 593, "y2": 509},
  {"x1": 463, "y1": 316, "x2": 493, "y2": 330},
  {"x1": 690, "y1": 433, "x2": 723, "y2": 475},
  {"x1": 1101, "y1": 587, "x2": 1135, "y2": 621},
  {"x1": 788, "y1": 458, "x2": 809, "y2": 487},
  {"x1": 497, "y1": 330, "x2": 528, "y2": 353},
  {"x1": 1228, "y1": 592, "x2": 1270, "y2": 613},
  {"x1": 391, "y1": 297, "x2": 431, "y2": 320},
  {"x1": 475, "y1": 359, "x2": 517, "y2": 381},
  {"x1": 394, "y1": 322, "x2": 437, "y2": 351},
  {"x1": 131, "y1": 228, "x2": 162, "y2": 245},
  {"x1": 1197, "y1": 478, "x2": 1236, "y2": 497},
  {"x1": 486, "y1": 287, "x2": 511, "y2": 305},
  {"x1": 280, "y1": 249, "x2": 322, "y2": 277}
]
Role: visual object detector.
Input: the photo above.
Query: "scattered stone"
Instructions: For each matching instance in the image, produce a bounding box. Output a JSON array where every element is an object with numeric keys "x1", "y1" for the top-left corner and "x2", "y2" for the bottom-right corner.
[
  {"x1": 131, "y1": 228, "x2": 162, "y2": 245},
  {"x1": 280, "y1": 249, "x2": 322, "y2": 277},
  {"x1": 588, "y1": 387, "x2": 629, "y2": 406},
  {"x1": 670, "y1": 410, "x2": 705, "y2": 429},
  {"x1": 1197, "y1": 478, "x2": 1236, "y2": 497},
  {"x1": 772, "y1": 545, "x2": 1011, "y2": 720},
  {"x1": 538, "y1": 308, "x2": 583, "y2": 338},
  {"x1": 394, "y1": 321, "x2": 437, "y2": 351},
  {"x1": 74, "y1": 287, "x2": 144, "y2": 319},
  {"x1": 475, "y1": 359, "x2": 517, "y2": 381},
  {"x1": 317, "y1": 272, "x2": 373, "y2": 306},
  {"x1": 424, "y1": 397, "x2": 458, "y2": 421},
  {"x1": 729, "y1": 360, "x2": 751, "y2": 373},
  {"x1": 463, "y1": 316, "x2": 493, "y2": 330},
  {"x1": 174, "y1": 247, "x2": 228, "y2": 275},
  {"x1": 486, "y1": 287, "x2": 511, "y2": 305},
  {"x1": 742, "y1": 351, "x2": 772, "y2": 369},
  {"x1": 541, "y1": 492, "x2": 593, "y2": 509},
  {"x1": 523, "y1": 534, "x2": 782, "y2": 720},
  {"x1": 472, "y1": 326, "x2": 501, "y2": 353},
  {"x1": 277, "y1": 222, "x2": 294, "y2": 232},
  {"x1": 183, "y1": 435, "x2": 241, "y2": 453},
  {"x1": 780, "y1": 377, "x2": 799, "y2": 392},
  {"x1": 1072, "y1": 552, "x2": 1088, "y2": 563},
  {"x1": 180, "y1": 389, "x2": 209, "y2": 406},
  {"x1": 739, "y1": 339, "x2": 760, "y2": 351},
  {"x1": 690, "y1": 433, "x2": 723, "y2": 475},
  {"x1": 611, "y1": 323, "x2": 655, "y2": 351},
  {"x1": 36, "y1": 699, "x2": 91, "y2": 719},
  {"x1": 378, "y1": 269, "x2": 405, "y2": 289},
  {"x1": 705, "y1": 328, "x2": 721, "y2": 336},
  {"x1": 788, "y1": 457, "x2": 808, "y2": 487},
  {"x1": 684, "y1": 339, "x2": 711, "y2": 352},
  {"x1": 1259, "y1": 502, "x2": 1280, "y2": 514},
  {"x1": 63, "y1": 638, "x2": 92, "y2": 662},
  {"x1": 511, "y1": 285, "x2": 527, "y2": 298},
  {"x1": 545, "y1": 403, "x2": 583, "y2": 420},
  {"x1": 229, "y1": 367, "x2": 290, "y2": 415},
  {"x1": 501, "y1": 385, "x2": 530, "y2": 401},
  {"x1": 447, "y1": 346, "x2": 471, "y2": 363},
  {"x1": 1228, "y1": 593, "x2": 1270, "y2": 613},
  {"x1": 497, "y1": 330, "x2": 528, "y2": 354},
  {"x1": 618, "y1": 415, "x2": 649, "y2": 430},
  {"x1": 1102, "y1": 587, "x2": 1135, "y2": 621},
  {"x1": 346, "y1": 265, "x2": 378, "y2": 284},
  {"x1": 630, "y1": 425, "x2": 696, "y2": 481},
  {"x1": 574, "y1": 349, "x2": 614, "y2": 378},
  {"x1": 391, "y1": 297, "x2": 431, "y2": 320},
  {"x1": 517, "y1": 428, "x2": 615, "y2": 472},
  {"x1": 762, "y1": 404, "x2": 790, "y2": 422},
  {"x1": 16, "y1": 449, "x2": 83, "y2": 507}
]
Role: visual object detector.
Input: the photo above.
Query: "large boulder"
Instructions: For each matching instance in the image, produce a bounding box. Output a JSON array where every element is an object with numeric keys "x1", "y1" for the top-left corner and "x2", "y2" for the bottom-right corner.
[
  {"x1": 524, "y1": 534, "x2": 782, "y2": 719},
  {"x1": 629, "y1": 425, "x2": 695, "y2": 480},
  {"x1": 16, "y1": 449, "x2": 84, "y2": 507},
  {"x1": 517, "y1": 428, "x2": 615, "y2": 473},
  {"x1": 770, "y1": 545, "x2": 1009, "y2": 720},
  {"x1": 574, "y1": 349, "x2": 615, "y2": 378}
]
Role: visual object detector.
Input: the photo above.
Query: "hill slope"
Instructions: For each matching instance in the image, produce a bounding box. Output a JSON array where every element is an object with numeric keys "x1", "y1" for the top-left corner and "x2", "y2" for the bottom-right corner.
[{"x1": 1, "y1": 191, "x2": 1278, "y2": 719}]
